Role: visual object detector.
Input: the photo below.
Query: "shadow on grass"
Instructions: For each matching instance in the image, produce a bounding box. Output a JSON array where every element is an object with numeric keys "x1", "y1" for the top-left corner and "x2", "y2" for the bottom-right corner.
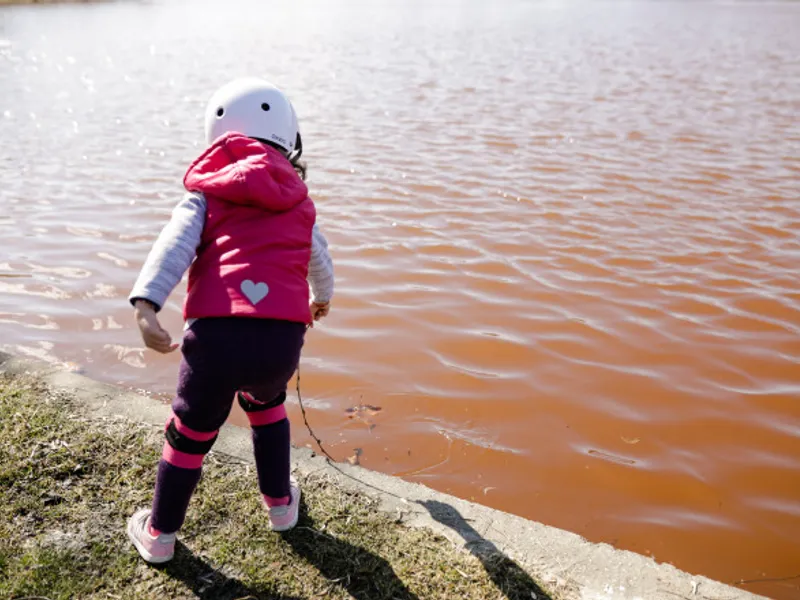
[
  {"x1": 419, "y1": 500, "x2": 553, "y2": 600},
  {"x1": 160, "y1": 541, "x2": 303, "y2": 600},
  {"x1": 153, "y1": 497, "x2": 548, "y2": 600},
  {"x1": 281, "y1": 502, "x2": 421, "y2": 600}
]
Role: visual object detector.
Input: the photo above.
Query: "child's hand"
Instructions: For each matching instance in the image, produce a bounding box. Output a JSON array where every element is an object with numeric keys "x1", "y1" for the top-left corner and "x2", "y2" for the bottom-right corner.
[
  {"x1": 134, "y1": 300, "x2": 179, "y2": 353},
  {"x1": 309, "y1": 301, "x2": 330, "y2": 327}
]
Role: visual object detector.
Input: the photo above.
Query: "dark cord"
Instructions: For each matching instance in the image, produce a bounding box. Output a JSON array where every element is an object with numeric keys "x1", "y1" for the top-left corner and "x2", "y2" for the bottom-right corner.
[
  {"x1": 295, "y1": 326, "x2": 409, "y2": 501},
  {"x1": 296, "y1": 362, "x2": 336, "y2": 462}
]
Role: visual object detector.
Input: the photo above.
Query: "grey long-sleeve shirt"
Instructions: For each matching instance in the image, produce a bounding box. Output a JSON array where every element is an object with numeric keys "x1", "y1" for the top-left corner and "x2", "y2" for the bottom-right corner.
[{"x1": 128, "y1": 192, "x2": 334, "y2": 312}]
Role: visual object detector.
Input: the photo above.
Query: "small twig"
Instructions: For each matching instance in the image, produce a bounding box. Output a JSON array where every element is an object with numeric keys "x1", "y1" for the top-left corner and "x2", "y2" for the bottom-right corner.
[
  {"x1": 295, "y1": 526, "x2": 327, "y2": 537},
  {"x1": 735, "y1": 572, "x2": 800, "y2": 585}
]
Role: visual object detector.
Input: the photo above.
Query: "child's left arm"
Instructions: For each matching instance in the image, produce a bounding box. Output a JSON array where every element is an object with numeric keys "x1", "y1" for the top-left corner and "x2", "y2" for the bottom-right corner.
[{"x1": 307, "y1": 223, "x2": 334, "y2": 324}]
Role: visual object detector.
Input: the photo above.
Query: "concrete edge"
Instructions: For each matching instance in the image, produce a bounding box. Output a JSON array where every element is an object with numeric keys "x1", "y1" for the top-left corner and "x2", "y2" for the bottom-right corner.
[{"x1": 0, "y1": 350, "x2": 766, "y2": 600}]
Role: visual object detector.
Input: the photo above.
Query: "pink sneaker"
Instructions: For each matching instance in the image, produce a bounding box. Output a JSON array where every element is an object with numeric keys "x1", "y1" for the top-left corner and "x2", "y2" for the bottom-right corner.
[
  {"x1": 127, "y1": 509, "x2": 176, "y2": 564},
  {"x1": 266, "y1": 477, "x2": 301, "y2": 532}
]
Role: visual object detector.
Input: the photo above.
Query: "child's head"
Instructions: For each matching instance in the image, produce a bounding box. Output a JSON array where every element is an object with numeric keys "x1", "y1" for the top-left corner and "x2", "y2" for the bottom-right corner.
[{"x1": 204, "y1": 77, "x2": 305, "y2": 178}]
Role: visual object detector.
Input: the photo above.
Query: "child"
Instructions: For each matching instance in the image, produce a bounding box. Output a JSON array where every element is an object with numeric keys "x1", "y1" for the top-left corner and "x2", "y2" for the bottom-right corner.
[{"x1": 125, "y1": 77, "x2": 334, "y2": 564}]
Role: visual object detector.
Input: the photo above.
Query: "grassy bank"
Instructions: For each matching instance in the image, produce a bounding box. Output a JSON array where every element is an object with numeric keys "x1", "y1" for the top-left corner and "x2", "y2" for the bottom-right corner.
[{"x1": 0, "y1": 374, "x2": 553, "y2": 600}]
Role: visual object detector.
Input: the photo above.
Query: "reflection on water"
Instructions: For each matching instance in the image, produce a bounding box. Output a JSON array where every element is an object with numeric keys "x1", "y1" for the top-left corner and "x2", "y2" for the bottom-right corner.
[{"x1": 1, "y1": 1, "x2": 799, "y2": 597}]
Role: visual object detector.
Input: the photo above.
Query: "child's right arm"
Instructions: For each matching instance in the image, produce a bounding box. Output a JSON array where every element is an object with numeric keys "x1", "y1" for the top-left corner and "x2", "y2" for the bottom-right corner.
[
  {"x1": 129, "y1": 192, "x2": 206, "y2": 352},
  {"x1": 129, "y1": 192, "x2": 206, "y2": 312}
]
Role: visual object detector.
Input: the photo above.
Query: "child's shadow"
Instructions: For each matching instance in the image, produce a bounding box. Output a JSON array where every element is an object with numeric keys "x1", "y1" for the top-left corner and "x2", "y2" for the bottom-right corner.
[
  {"x1": 160, "y1": 502, "x2": 420, "y2": 600},
  {"x1": 281, "y1": 502, "x2": 421, "y2": 600},
  {"x1": 419, "y1": 499, "x2": 554, "y2": 600},
  {"x1": 161, "y1": 541, "x2": 302, "y2": 600}
]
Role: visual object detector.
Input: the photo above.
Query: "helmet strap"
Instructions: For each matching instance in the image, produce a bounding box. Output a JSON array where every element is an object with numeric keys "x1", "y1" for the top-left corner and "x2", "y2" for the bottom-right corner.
[{"x1": 289, "y1": 132, "x2": 303, "y2": 164}]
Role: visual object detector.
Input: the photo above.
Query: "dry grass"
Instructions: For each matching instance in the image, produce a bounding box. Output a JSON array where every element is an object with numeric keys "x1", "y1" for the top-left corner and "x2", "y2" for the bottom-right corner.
[{"x1": 0, "y1": 374, "x2": 553, "y2": 600}]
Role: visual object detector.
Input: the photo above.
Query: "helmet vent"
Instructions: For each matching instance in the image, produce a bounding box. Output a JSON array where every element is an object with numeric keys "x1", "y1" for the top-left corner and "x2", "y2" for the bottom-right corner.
[{"x1": 261, "y1": 103, "x2": 270, "y2": 111}]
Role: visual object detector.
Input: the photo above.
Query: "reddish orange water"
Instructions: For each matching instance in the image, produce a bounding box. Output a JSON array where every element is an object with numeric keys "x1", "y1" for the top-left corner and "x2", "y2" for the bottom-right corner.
[{"x1": 1, "y1": 1, "x2": 799, "y2": 597}]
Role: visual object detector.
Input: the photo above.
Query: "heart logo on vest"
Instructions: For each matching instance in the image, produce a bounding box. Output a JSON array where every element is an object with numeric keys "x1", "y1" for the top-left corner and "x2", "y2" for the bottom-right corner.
[{"x1": 240, "y1": 280, "x2": 269, "y2": 305}]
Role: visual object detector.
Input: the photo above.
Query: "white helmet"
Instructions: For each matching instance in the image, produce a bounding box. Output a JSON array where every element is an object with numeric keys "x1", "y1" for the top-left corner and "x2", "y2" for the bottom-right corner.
[{"x1": 203, "y1": 77, "x2": 302, "y2": 159}]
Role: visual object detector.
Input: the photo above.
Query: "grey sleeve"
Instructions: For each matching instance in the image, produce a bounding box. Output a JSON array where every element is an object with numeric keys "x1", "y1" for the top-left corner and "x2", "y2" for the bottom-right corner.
[
  {"x1": 308, "y1": 223, "x2": 334, "y2": 304},
  {"x1": 128, "y1": 192, "x2": 206, "y2": 312}
]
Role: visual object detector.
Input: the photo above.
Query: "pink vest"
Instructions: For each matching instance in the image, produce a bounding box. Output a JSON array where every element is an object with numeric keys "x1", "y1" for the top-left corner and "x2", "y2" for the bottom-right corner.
[{"x1": 182, "y1": 132, "x2": 315, "y2": 325}]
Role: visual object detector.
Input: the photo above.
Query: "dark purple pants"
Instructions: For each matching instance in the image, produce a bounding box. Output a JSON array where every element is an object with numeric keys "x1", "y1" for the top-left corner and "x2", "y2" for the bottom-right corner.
[{"x1": 150, "y1": 317, "x2": 306, "y2": 533}]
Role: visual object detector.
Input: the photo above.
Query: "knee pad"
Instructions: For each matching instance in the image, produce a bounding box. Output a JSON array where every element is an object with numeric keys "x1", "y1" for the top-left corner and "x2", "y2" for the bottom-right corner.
[
  {"x1": 161, "y1": 413, "x2": 218, "y2": 469},
  {"x1": 237, "y1": 391, "x2": 288, "y2": 427}
]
